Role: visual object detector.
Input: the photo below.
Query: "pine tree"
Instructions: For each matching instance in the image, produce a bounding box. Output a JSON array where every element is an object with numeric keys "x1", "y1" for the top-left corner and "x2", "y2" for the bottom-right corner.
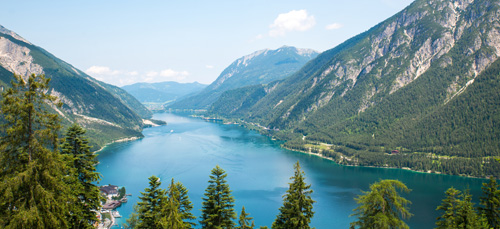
[
  {"x1": 200, "y1": 165, "x2": 236, "y2": 228},
  {"x1": 137, "y1": 175, "x2": 166, "y2": 228},
  {"x1": 238, "y1": 206, "x2": 254, "y2": 229},
  {"x1": 272, "y1": 161, "x2": 315, "y2": 229},
  {"x1": 160, "y1": 181, "x2": 185, "y2": 229},
  {"x1": 0, "y1": 74, "x2": 71, "y2": 228},
  {"x1": 456, "y1": 189, "x2": 488, "y2": 229},
  {"x1": 158, "y1": 178, "x2": 193, "y2": 229},
  {"x1": 168, "y1": 179, "x2": 196, "y2": 228},
  {"x1": 479, "y1": 177, "x2": 500, "y2": 228},
  {"x1": 436, "y1": 187, "x2": 489, "y2": 229},
  {"x1": 350, "y1": 179, "x2": 412, "y2": 229},
  {"x1": 61, "y1": 123, "x2": 102, "y2": 228},
  {"x1": 436, "y1": 187, "x2": 461, "y2": 228}
]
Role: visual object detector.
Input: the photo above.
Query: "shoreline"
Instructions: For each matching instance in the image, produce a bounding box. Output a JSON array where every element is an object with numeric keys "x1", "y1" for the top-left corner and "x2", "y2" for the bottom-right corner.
[
  {"x1": 95, "y1": 136, "x2": 141, "y2": 154},
  {"x1": 208, "y1": 116, "x2": 492, "y2": 180},
  {"x1": 283, "y1": 145, "x2": 488, "y2": 180}
]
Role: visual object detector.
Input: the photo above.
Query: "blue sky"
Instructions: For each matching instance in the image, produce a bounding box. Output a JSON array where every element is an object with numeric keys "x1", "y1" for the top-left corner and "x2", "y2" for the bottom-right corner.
[{"x1": 0, "y1": 0, "x2": 414, "y2": 86}]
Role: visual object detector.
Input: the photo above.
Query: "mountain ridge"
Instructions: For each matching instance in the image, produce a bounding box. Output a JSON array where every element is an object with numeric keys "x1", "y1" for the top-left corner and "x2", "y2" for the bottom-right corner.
[
  {"x1": 168, "y1": 46, "x2": 319, "y2": 110},
  {"x1": 122, "y1": 81, "x2": 206, "y2": 107},
  {"x1": 0, "y1": 24, "x2": 153, "y2": 150},
  {"x1": 208, "y1": 0, "x2": 500, "y2": 177}
]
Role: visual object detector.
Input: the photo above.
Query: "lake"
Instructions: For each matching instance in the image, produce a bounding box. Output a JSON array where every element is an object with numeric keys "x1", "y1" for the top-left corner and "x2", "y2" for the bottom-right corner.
[{"x1": 96, "y1": 112, "x2": 487, "y2": 228}]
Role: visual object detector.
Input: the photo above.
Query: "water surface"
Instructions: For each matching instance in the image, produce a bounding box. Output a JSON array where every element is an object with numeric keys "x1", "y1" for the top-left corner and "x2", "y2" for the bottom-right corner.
[{"x1": 97, "y1": 113, "x2": 487, "y2": 228}]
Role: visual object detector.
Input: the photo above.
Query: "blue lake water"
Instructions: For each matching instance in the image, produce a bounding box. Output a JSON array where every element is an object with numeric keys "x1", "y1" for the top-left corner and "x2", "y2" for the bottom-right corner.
[{"x1": 96, "y1": 112, "x2": 487, "y2": 228}]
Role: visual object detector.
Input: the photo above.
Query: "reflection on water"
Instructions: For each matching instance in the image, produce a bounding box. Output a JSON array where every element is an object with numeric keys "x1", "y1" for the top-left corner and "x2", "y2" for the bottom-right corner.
[{"x1": 97, "y1": 112, "x2": 487, "y2": 228}]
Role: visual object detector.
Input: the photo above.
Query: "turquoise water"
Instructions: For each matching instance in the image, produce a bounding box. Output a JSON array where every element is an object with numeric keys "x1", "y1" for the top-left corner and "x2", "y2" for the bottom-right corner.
[{"x1": 96, "y1": 113, "x2": 487, "y2": 228}]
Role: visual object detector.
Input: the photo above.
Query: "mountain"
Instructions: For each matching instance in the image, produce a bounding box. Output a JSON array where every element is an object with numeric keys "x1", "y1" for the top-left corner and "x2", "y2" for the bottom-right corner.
[
  {"x1": 0, "y1": 24, "x2": 153, "y2": 150},
  {"x1": 122, "y1": 81, "x2": 206, "y2": 106},
  {"x1": 208, "y1": 0, "x2": 500, "y2": 177},
  {"x1": 168, "y1": 46, "x2": 319, "y2": 109}
]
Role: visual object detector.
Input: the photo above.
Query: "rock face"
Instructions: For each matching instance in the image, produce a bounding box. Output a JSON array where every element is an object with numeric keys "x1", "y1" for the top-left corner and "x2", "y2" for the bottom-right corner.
[
  {"x1": 0, "y1": 37, "x2": 43, "y2": 77},
  {"x1": 217, "y1": 0, "x2": 499, "y2": 127},
  {"x1": 168, "y1": 46, "x2": 319, "y2": 109},
  {"x1": 0, "y1": 25, "x2": 152, "y2": 149},
  {"x1": 209, "y1": 0, "x2": 500, "y2": 162}
]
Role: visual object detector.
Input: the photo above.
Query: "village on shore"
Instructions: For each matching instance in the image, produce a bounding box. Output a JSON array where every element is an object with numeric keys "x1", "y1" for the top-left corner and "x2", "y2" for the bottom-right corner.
[{"x1": 97, "y1": 184, "x2": 129, "y2": 229}]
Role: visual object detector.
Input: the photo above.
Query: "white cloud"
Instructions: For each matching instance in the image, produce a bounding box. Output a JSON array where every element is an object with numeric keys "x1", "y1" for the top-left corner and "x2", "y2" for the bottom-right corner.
[
  {"x1": 325, "y1": 23, "x2": 343, "y2": 30},
  {"x1": 269, "y1": 10, "x2": 316, "y2": 37},
  {"x1": 205, "y1": 65, "x2": 214, "y2": 69},
  {"x1": 146, "y1": 71, "x2": 158, "y2": 77},
  {"x1": 86, "y1": 66, "x2": 120, "y2": 75},
  {"x1": 85, "y1": 66, "x2": 190, "y2": 86}
]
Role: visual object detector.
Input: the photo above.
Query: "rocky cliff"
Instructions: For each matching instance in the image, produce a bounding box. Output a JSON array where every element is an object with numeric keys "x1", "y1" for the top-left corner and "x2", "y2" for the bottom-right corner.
[{"x1": 0, "y1": 25, "x2": 152, "y2": 149}]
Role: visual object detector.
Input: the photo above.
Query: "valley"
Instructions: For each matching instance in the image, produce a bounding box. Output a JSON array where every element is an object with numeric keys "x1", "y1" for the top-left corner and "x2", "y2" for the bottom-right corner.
[{"x1": 0, "y1": 0, "x2": 499, "y2": 228}]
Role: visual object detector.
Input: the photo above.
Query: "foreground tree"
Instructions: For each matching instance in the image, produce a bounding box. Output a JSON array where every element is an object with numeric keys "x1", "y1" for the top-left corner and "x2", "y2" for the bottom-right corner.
[
  {"x1": 456, "y1": 189, "x2": 488, "y2": 228},
  {"x1": 436, "y1": 187, "x2": 489, "y2": 229},
  {"x1": 168, "y1": 179, "x2": 196, "y2": 228},
  {"x1": 62, "y1": 123, "x2": 102, "y2": 228},
  {"x1": 200, "y1": 165, "x2": 237, "y2": 228},
  {"x1": 158, "y1": 178, "x2": 196, "y2": 228},
  {"x1": 436, "y1": 187, "x2": 461, "y2": 228},
  {"x1": 479, "y1": 177, "x2": 500, "y2": 228},
  {"x1": 272, "y1": 161, "x2": 315, "y2": 229},
  {"x1": 238, "y1": 206, "x2": 255, "y2": 229},
  {"x1": 0, "y1": 74, "x2": 71, "y2": 228},
  {"x1": 137, "y1": 175, "x2": 166, "y2": 228},
  {"x1": 350, "y1": 179, "x2": 412, "y2": 229}
]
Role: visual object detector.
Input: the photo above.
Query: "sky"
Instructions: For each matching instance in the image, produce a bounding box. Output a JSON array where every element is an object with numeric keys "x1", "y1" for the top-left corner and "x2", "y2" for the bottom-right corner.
[{"x1": 0, "y1": 0, "x2": 414, "y2": 86}]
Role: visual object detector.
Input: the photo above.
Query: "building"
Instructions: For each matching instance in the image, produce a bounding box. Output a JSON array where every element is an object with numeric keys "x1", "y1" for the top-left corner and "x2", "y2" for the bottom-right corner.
[{"x1": 100, "y1": 185, "x2": 119, "y2": 198}]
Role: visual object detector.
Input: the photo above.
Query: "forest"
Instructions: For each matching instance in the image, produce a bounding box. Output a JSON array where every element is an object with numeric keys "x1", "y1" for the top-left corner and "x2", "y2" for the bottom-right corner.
[{"x1": 1, "y1": 74, "x2": 499, "y2": 228}]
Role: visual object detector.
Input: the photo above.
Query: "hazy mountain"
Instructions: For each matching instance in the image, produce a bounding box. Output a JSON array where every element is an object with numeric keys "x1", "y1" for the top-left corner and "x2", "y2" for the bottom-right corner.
[
  {"x1": 168, "y1": 46, "x2": 319, "y2": 109},
  {"x1": 208, "y1": 0, "x2": 500, "y2": 176},
  {"x1": 122, "y1": 81, "x2": 206, "y2": 105},
  {"x1": 0, "y1": 24, "x2": 153, "y2": 149}
]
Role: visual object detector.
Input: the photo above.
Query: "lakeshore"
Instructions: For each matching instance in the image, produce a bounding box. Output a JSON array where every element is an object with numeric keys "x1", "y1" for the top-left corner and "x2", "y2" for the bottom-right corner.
[
  {"x1": 96, "y1": 112, "x2": 488, "y2": 228},
  {"x1": 98, "y1": 184, "x2": 128, "y2": 229}
]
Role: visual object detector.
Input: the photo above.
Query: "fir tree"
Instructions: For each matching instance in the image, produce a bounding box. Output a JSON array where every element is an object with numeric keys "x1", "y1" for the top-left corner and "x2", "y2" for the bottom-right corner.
[
  {"x1": 350, "y1": 179, "x2": 412, "y2": 229},
  {"x1": 158, "y1": 178, "x2": 188, "y2": 229},
  {"x1": 160, "y1": 182, "x2": 185, "y2": 229},
  {"x1": 436, "y1": 187, "x2": 461, "y2": 228},
  {"x1": 272, "y1": 161, "x2": 315, "y2": 229},
  {"x1": 137, "y1": 175, "x2": 166, "y2": 228},
  {"x1": 200, "y1": 165, "x2": 236, "y2": 228},
  {"x1": 61, "y1": 123, "x2": 102, "y2": 228},
  {"x1": 0, "y1": 74, "x2": 71, "y2": 228},
  {"x1": 168, "y1": 179, "x2": 196, "y2": 228},
  {"x1": 436, "y1": 187, "x2": 489, "y2": 229},
  {"x1": 479, "y1": 177, "x2": 500, "y2": 228},
  {"x1": 456, "y1": 189, "x2": 488, "y2": 229},
  {"x1": 238, "y1": 206, "x2": 254, "y2": 229}
]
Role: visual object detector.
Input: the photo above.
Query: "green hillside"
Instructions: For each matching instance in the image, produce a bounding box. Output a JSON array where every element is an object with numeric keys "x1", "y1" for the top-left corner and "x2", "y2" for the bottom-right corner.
[
  {"x1": 169, "y1": 46, "x2": 318, "y2": 110},
  {"x1": 0, "y1": 26, "x2": 152, "y2": 150},
  {"x1": 208, "y1": 0, "x2": 500, "y2": 177}
]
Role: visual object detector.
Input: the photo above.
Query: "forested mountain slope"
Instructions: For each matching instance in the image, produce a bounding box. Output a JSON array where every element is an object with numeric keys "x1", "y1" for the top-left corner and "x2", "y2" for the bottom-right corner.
[
  {"x1": 209, "y1": 0, "x2": 500, "y2": 177},
  {"x1": 0, "y1": 24, "x2": 152, "y2": 149},
  {"x1": 169, "y1": 46, "x2": 318, "y2": 109}
]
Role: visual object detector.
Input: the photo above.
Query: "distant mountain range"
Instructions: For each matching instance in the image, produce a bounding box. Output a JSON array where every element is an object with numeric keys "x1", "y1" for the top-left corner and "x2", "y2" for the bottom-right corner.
[
  {"x1": 208, "y1": 0, "x2": 500, "y2": 177},
  {"x1": 121, "y1": 81, "x2": 206, "y2": 108},
  {"x1": 0, "y1": 24, "x2": 153, "y2": 150},
  {"x1": 168, "y1": 46, "x2": 319, "y2": 109}
]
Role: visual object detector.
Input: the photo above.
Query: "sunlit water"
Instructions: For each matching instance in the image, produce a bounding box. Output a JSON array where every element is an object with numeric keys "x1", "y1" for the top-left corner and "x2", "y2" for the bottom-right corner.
[{"x1": 96, "y1": 113, "x2": 487, "y2": 228}]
